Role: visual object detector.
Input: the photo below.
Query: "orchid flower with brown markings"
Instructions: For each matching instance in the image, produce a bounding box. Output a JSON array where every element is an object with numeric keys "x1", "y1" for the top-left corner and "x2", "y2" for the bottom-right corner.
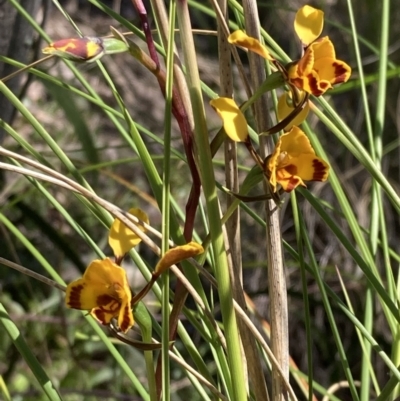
[
  {"x1": 65, "y1": 206, "x2": 203, "y2": 333},
  {"x1": 66, "y1": 258, "x2": 134, "y2": 333},
  {"x1": 227, "y1": 5, "x2": 351, "y2": 98},
  {"x1": 287, "y1": 5, "x2": 351, "y2": 96},
  {"x1": 265, "y1": 126, "x2": 329, "y2": 192}
]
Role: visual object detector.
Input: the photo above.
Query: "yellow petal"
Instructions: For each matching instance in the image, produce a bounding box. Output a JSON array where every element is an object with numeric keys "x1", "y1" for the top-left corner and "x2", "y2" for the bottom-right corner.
[
  {"x1": 108, "y1": 208, "x2": 149, "y2": 257},
  {"x1": 277, "y1": 92, "x2": 309, "y2": 130},
  {"x1": 155, "y1": 242, "x2": 204, "y2": 274},
  {"x1": 91, "y1": 301, "x2": 135, "y2": 333},
  {"x1": 275, "y1": 153, "x2": 329, "y2": 192},
  {"x1": 67, "y1": 259, "x2": 128, "y2": 307},
  {"x1": 275, "y1": 163, "x2": 306, "y2": 192},
  {"x1": 66, "y1": 258, "x2": 131, "y2": 309},
  {"x1": 288, "y1": 46, "x2": 314, "y2": 79},
  {"x1": 294, "y1": 5, "x2": 324, "y2": 46},
  {"x1": 82, "y1": 258, "x2": 126, "y2": 283},
  {"x1": 311, "y1": 37, "x2": 335, "y2": 59},
  {"x1": 288, "y1": 63, "x2": 331, "y2": 96},
  {"x1": 66, "y1": 277, "x2": 98, "y2": 310},
  {"x1": 228, "y1": 31, "x2": 273, "y2": 61},
  {"x1": 290, "y1": 154, "x2": 329, "y2": 182},
  {"x1": 210, "y1": 97, "x2": 248, "y2": 142},
  {"x1": 279, "y1": 126, "x2": 315, "y2": 156},
  {"x1": 266, "y1": 136, "x2": 283, "y2": 193}
]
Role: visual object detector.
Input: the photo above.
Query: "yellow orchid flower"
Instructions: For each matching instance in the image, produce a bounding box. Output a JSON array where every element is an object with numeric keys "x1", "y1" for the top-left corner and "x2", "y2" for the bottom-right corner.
[
  {"x1": 287, "y1": 36, "x2": 351, "y2": 96},
  {"x1": 294, "y1": 5, "x2": 324, "y2": 46},
  {"x1": 65, "y1": 258, "x2": 134, "y2": 333},
  {"x1": 210, "y1": 97, "x2": 248, "y2": 142},
  {"x1": 226, "y1": 6, "x2": 350, "y2": 98},
  {"x1": 277, "y1": 91, "x2": 310, "y2": 130},
  {"x1": 108, "y1": 208, "x2": 149, "y2": 257},
  {"x1": 265, "y1": 126, "x2": 329, "y2": 192}
]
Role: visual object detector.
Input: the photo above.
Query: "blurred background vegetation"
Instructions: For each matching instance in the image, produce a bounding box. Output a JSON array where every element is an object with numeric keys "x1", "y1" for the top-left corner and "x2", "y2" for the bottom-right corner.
[{"x1": 1, "y1": 0, "x2": 400, "y2": 400}]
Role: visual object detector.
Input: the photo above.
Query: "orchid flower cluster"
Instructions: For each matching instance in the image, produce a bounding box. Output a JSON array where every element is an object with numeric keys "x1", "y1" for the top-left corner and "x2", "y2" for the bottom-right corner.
[
  {"x1": 211, "y1": 5, "x2": 351, "y2": 195},
  {"x1": 44, "y1": 6, "x2": 350, "y2": 331},
  {"x1": 41, "y1": 5, "x2": 349, "y2": 195},
  {"x1": 65, "y1": 208, "x2": 203, "y2": 333}
]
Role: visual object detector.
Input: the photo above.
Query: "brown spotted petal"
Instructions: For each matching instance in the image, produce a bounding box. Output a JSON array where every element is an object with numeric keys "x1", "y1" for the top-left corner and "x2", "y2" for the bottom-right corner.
[
  {"x1": 91, "y1": 307, "x2": 116, "y2": 325},
  {"x1": 117, "y1": 300, "x2": 135, "y2": 333},
  {"x1": 313, "y1": 57, "x2": 352, "y2": 86}
]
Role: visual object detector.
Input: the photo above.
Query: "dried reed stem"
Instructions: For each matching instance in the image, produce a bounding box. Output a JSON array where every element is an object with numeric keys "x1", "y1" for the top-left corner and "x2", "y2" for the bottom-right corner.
[{"x1": 241, "y1": 1, "x2": 289, "y2": 400}]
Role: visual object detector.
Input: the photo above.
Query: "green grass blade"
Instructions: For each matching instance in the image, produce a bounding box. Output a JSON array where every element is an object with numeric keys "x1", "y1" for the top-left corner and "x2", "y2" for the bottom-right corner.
[{"x1": 0, "y1": 303, "x2": 64, "y2": 401}]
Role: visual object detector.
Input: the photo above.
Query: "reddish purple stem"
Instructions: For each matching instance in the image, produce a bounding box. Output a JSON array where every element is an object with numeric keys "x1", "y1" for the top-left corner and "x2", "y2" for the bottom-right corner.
[
  {"x1": 130, "y1": 0, "x2": 200, "y2": 242},
  {"x1": 131, "y1": 0, "x2": 160, "y2": 68},
  {"x1": 129, "y1": 2, "x2": 202, "y2": 398}
]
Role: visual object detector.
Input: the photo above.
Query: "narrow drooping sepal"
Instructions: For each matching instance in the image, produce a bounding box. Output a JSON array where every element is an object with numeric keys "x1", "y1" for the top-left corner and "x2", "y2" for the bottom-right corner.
[
  {"x1": 228, "y1": 31, "x2": 274, "y2": 61},
  {"x1": 155, "y1": 242, "x2": 204, "y2": 274}
]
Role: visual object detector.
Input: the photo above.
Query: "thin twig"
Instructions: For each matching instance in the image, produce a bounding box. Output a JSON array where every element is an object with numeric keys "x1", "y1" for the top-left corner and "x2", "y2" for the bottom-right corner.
[
  {"x1": 0, "y1": 55, "x2": 54, "y2": 83},
  {"x1": 0, "y1": 258, "x2": 66, "y2": 292}
]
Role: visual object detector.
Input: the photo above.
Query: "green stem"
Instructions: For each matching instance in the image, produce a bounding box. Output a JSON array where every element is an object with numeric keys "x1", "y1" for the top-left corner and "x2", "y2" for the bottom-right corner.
[
  {"x1": 160, "y1": 1, "x2": 176, "y2": 400},
  {"x1": 176, "y1": 2, "x2": 247, "y2": 400},
  {"x1": 135, "y1": 303, "x2": 158, "y2": 401}
]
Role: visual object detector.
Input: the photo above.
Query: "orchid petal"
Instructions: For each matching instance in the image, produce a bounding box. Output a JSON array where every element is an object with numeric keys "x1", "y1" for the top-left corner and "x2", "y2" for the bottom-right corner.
[
  {"x1": 155, "y1": 242, "x2": 204, "y2": 274},
  {"x1": 210, "y1": 97, "x2": 248, "y2": 142},
  {"x1": 288, "y1": 37, "x2": 351, "y2": 96},
  {"x1": 109, "y1": 208, "x2": 149, "y2": 257},
  {"x1": 277, "y1": 92, "x2": 309, "y2": 130},
  {"x1": 228, "y1": 31, "x2": 273, "y2": 60},
  {"x1": 294, "y1": 5, "x2": 324, "y2": 46}
]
